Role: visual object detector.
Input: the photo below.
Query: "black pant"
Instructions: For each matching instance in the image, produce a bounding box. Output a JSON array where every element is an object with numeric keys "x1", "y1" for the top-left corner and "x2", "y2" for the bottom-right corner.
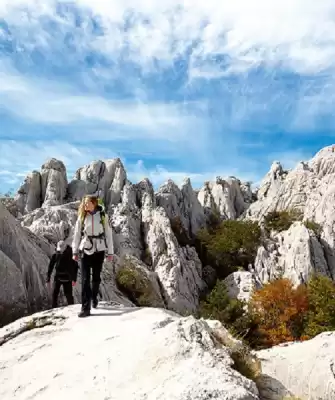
[
  {"x1": 52, "y1": 279, "x2": 74, "y2": 308},
  {"x1": 81, "y1": 251, "x2": 105, "y2": 312}
]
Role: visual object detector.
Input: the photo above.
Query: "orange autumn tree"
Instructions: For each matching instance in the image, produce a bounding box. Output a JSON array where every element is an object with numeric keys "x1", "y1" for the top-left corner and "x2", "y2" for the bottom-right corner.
[{"x1": 249, "y1": 278, "x2": 309, "y2": 347}]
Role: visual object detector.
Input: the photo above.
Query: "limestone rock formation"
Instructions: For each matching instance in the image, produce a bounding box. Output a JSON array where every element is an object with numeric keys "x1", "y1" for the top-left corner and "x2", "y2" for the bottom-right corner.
[
  {"x1": 14, "y1": 158, "x2": 68, "y2": 214},
  {"x1": 254, "y1": 222, "x2": 331, "y2": 287},
  {"x1": 0, "y1": 202, "x2": 51, "y2": 327},
  {"x1": 0, "y1": 305, "x2": 259, "y2": 400},
  {"x1": 142, "y1": 203, "x2": 204, "y2": 313},
  {"x1": 223, "y1": 271, "x2": 262, "y2": 303},
  {"x1": 111, "y1": 177, "x2": 205, "y2": 314},
  {"x1": 20, "y1": 202, "x2": 79, "y2": 246},
  {"x1": 9, "y1": 168, "x2": 207, "y2": 316},
  {"x1": 6, "y1": 145, "x2": 335, "y2": 322},
  {"x1": 156, "y1": 178, "x2": 206, "y2": 237},
  {"x1": 40, "y1": 158, "x2": 68, "y2": 207},
  {"x1": 15, "y1": 170, "x2": 41, "y2": 215},
  {"x1": 246, "y1": 146, "x2": 335, "y2": 279},
  {"x1": 68, "y1": 158, "x2": 127, "y2": 208},
  {"x1": 198, "y1": 177, "x2": 249, "y2": 220},
  {"x1": 0, "y1": 249, "x2": 28, "y2": 327},
  {"x1": 0, "y1": 196, "x2": 19, "y2": 217},
  {"x1": 110, "y1": 181, "x2": 144, "y2": 260},
  {"x1": 257, "y1": 331, "x2": 335, "y2": 400}
]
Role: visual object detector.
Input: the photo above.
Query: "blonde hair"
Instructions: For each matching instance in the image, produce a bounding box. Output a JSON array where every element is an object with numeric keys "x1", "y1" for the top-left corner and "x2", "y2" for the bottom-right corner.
[{"x1": 78, "y1": 195, "x2": 99, "y2": 221}]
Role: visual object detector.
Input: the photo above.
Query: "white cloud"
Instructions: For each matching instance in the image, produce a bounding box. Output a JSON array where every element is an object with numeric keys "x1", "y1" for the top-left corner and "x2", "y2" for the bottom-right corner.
[
  {"x1": 2, "y1": 0, "x2": 335, "y2": 78},
  {"x1": 0, "y1": 140, "x2": 111, "y2": 178},
  {"x1": 1, "y1": 0, "x2": 334, "y2": 133},
  {"x1": 1, "y1": 0, "x2": 335, "y2": 193},
  {"x1": 0, "y1": 66, "x2": 200, "y2": 141},
  {"x1": 1, "y1": 0, "x2": 335, "y2": 131}
]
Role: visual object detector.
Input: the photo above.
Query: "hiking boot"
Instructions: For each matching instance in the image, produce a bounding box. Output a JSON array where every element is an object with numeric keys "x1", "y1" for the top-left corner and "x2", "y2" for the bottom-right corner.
[
  {"x1": 78, "y1": 309, "x2": 90, "y2": 318},
  {"x1": 92, "y1": 299, "x2": 98, "y2": 309}
]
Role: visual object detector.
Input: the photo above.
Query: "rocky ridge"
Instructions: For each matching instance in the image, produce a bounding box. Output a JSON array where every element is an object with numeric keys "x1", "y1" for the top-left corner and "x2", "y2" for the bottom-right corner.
[
  {"x1": 10, "y1": 157, "x2": 254, "y2": 317},
  {"x1": 2, "y1": 145, "x2": 335, "y2": 322}
]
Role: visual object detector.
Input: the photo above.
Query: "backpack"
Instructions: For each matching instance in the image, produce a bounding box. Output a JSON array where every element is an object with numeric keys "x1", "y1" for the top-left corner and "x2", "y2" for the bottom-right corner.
[{"x1": 54, "y1": 246, "x2": 75, "y2": 282}]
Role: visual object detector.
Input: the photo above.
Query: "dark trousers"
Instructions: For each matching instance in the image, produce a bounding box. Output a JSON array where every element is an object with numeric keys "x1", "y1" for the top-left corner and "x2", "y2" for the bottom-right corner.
[
  {"x1": 52, "y1": 279, "x2": 74, "y2": 308},
  {"x1": 81, "y1": 251, "x2": 105, "y2": 311}
]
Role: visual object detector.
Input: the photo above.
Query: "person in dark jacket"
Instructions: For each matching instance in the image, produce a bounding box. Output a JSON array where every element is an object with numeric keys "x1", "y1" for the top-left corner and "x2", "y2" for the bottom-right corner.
[{"x1": 47, "y1": 240, "x2": 79, "y2": 308}]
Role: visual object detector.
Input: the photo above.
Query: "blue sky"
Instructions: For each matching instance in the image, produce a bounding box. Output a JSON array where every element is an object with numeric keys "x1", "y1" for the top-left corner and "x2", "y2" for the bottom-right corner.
[{"x1": 1, "y1": 0, "x2": 335, "y2": 193}]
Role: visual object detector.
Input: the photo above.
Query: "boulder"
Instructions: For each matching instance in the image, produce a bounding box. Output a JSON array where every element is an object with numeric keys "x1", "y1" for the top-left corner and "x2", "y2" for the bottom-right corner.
[
  {"x1": 224, "y1": 271, "x2": 262, "y2": 303},
  {"x1": 254, "y1": 222, "x2": 331, "y2": 286},
  {"x1": 257, "y1": 331, "x2": 335, "y2": 400},
  {"x1": 0, "y1": 305, "x2": 260, "y2": 400}
]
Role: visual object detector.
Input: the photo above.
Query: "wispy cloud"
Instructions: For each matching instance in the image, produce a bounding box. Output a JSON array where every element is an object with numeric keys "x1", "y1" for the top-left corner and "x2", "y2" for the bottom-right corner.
[
  {"x1": 0, "y1": 140, "x2": 110, "y2": 176},
  {"x1": 1, "y1": 0, "x2": 335, "y2": 193},
  {"x1": 2, "y1": 0, "x2": 335, "y2": 76},
  {"x1": 0, "y1": 64, "x2": 201, "y2": 140}
]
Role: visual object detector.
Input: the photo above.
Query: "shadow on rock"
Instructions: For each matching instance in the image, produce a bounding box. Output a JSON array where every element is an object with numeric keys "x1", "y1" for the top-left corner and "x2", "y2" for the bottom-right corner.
[
  {"x1": 91, "y1": 307, "x2": 141, "y2": 317},
  {"x1": 257, "y1": 373, "x2": 293, "y2": 400}
]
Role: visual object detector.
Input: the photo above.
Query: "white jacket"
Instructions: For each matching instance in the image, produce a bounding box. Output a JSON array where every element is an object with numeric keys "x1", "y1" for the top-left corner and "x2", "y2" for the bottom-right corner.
[{"x1": 72, "y1": 210, "x2": 114, "y2": 256}]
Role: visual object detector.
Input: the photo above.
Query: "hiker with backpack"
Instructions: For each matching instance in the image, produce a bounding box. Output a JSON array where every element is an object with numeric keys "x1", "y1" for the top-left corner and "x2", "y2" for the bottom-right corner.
[
  {"x1": 47, "y1": 240, "x2": 79, "y2": 308},
  {"x1": 72, "y1": 195, "x2": 114, "y2": 318}
]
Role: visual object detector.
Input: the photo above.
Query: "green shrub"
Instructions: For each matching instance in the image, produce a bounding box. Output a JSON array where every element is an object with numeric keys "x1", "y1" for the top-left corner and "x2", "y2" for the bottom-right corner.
[
  {"x1": 207, "y1": 208, "x2": 222, "y2": 230},
  {"x1": 230, "y1": 344, "x2": 262, "y2": 382},
  {"x1": 264, "y1": 209, "x2": 303, "y2": 233},
  {"x1": 197, "y1": 220, "x2": 261, "y2": 278},
  {"x1": 304, "y1": 220, "x2": 322, "y2": 237},
  {"x1": 211, "y1": 328, "x2": 262, "y2": 382},
  {"x1": 116, "y1": 261, "x2": 160, "y2": 307},
  {"x1": 198, "y1": 280, "x2": 257, "y2": 340},
  {"x1": 170, "y1": 216, "x2": 192, "y2": 246},
  {"x1": 303, "y1": 274, "x2": 335, "y2": 338}
]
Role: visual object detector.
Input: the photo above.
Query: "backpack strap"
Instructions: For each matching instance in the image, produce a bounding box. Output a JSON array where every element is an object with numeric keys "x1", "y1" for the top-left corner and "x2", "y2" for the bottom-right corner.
[
  {"x1": 100, "y1": 209, "x2": 108, "y2": 250},
  {"x1": 80, "y1": 212, "x2": 86, "y2": 238},
  {"x1": 80, "y1": 208, "x2": 108, "y2": 251}
]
